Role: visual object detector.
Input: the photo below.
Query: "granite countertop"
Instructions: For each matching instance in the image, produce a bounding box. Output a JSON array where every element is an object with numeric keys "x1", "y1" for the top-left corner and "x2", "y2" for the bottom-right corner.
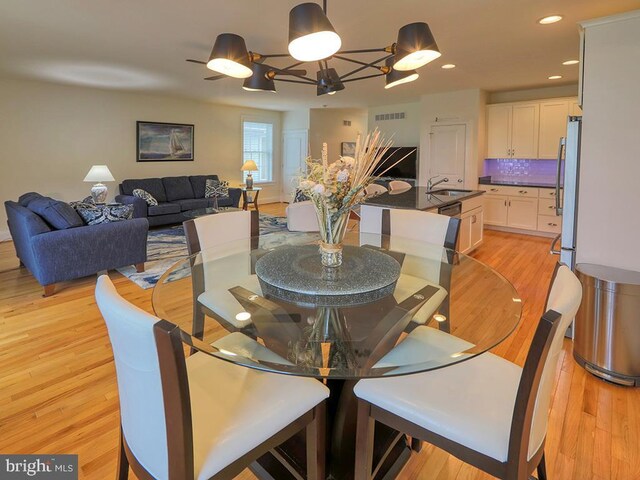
[
  {"x1": 478, "y1": 176, "x2": 558, "y2": 189},
  {"x1": 364, "y1": 186, "x2": 484, "y2": 211}
]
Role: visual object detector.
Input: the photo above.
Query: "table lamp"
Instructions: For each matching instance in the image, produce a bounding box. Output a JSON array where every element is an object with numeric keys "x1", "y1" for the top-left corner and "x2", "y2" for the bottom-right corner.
[
  {"x1": 241, "y1": 160, "x2": 258, "y2": 189},
  {"x1": 83, "y1": 165, "x2": 115, "y2": 203}
]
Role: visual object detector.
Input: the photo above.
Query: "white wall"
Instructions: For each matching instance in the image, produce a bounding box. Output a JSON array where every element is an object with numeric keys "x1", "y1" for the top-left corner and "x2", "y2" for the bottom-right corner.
[
  {"x1": 308, "y1": 108, "x2": 368, "y2": 160},
  {"x1": 418, "y1": 89, "x2": 486, "y2": 187},
  {"x1": 576, "y1": 11, "x2": 640, "y2": 271},
  {"x1": 367, "y1": 102, "x2": 421, "y2": 147},
  {"x1": 0, "y1": 77, "x2": 282, "y2": 238},
  {"x1": 283, "y1": 109, "x2": 310, "y2": 131}
]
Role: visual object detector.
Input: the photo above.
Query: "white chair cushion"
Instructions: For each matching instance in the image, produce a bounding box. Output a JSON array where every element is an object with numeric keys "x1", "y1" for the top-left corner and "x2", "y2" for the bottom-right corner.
[
  {"x1": 392, "y1": 273, "x2": 448, "y2": 325},
  {"x1": 286, "y1": 201, "x2": 320, "y2": 232},
  {"x1": 355, "y1": 328, "x2": 522, "y2": 462},
  {"x1": 197, "y1": 275, "x2": 262, "y2": 329},
  {"x1": 189, "y1": 333, "x2": 329, "y2": 480}
]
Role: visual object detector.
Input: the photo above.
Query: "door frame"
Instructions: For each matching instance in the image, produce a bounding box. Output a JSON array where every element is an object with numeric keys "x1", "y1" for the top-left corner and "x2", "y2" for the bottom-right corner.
[
  {"x1": 423, "y1": 120, "x2": 473, "y2": 189},
  {"x1": 281, "y1": 128, "x2": 309, "y2": 202}
]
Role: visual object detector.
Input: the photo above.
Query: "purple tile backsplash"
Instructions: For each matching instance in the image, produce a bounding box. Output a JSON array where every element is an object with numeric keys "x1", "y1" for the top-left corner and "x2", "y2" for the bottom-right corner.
[{"x1": 483, "y1": 158, "x2": 559, "y2": 184}]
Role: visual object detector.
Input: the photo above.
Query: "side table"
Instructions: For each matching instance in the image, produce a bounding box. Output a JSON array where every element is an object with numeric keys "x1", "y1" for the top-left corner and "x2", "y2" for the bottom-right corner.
[{"x1": 241, "y1": 187, "x2": 262, "y2": 212}]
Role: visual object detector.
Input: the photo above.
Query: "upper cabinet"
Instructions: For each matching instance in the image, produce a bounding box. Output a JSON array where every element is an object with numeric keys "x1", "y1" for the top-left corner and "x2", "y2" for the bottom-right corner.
[
  {"x1": 486, "y1": 97, "x2": 578, "y2": 159},
  {"x1": 538, "y1": 100, "x2": 569, "y2": 159}
]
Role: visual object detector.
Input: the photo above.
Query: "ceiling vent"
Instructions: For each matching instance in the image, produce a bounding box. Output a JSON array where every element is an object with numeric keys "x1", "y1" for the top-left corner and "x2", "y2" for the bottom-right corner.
[
  {"x1": 343, "y1": 120, "x2": 352, "y2": 126},
  {"x1": 374, "y1": 112, "x2": 406, "y2": 121}
]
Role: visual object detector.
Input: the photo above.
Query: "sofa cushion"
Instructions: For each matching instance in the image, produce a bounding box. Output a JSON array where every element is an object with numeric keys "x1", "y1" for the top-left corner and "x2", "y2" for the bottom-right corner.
[
  {"x1": 189, "y1": 175, "x2": 220, "y2": 199},
  {"x1": 215, "y1": 196, "x2": 234, "y2": 208},
  {"x1": 18, "y1": 192, "x2": 44, "y2": 207},
  {"x1": 133, "y1": 188, "x2": 158, "y2": 206},
  {"x1": 75, "y1": 204, "x2": 134, "y2": 225},
  {"x1": 163, "y1": 176, "x2": 195, "y2": 201},
  {"x1": 27, "y1": 197, "x2": 84, "y2": 230},
  {"x1": 205, "y1": 179, "x2": 230, "y2": 198},
  {"x1": 148, "y1": 202, "x2": 181, "y2": 216},
  {"x1": 174, "y1": 198, "x2": 210, "y2": 212},
  {"x1": 121, "y1": 178, "x2": 167, "y2": 203}
]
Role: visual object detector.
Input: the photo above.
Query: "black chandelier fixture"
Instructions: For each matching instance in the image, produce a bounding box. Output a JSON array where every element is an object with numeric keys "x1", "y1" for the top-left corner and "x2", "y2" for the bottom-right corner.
[{"x1": 186, "y1": 1, "x2": 441, "y2": 96}]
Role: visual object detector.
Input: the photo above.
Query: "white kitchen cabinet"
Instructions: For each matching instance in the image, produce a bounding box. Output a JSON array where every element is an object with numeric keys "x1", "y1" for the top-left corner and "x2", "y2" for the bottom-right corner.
[
  {"x1": 487, "y1": 104, "x2": 512, "y2": 158},
  {"x1": 459, "y1": 206, "x2": 484, "y2": 254},
  {"x1": 538, "y1": 100, "x2": 569, "y2": 159},
  {"x1": 569, "y1": 100, "x2": 582, "y2": 116},
  {"x1": 484, "y1": 195, "x2": 508, "y2": 226},
  {"x1": 511, "y1": 103, "x2": 539, "y2": 158},
  {"x1": 506, "y1": 197, "x2": 539, "y2": 230}
]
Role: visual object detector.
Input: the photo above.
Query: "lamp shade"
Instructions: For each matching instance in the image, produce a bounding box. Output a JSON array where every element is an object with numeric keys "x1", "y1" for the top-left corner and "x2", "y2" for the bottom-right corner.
[
  {"x1": 243, "y1": 63, "x2": 276, "y2": 92},
  {"x1": 83, "y1": 165, "x2": 115, "y2": 183},
  {"x1": 207, "y1": 33, "x2": 253, "y2": 78},
  {"x1": 288, "y1": 3, "x2": 341, "y2": 62},
  {"x1": 393, "y1": 22, "x2": 441, "y2": 71},
  {"x1": 384, "y1": 57, "x2": 419, "y2": 89},
  {"x1": 316, "y1": 67, "x2": 344, "y2": 96},
  {"x1": 241, "y1": 160, "x2": 258, "y2": 171}
]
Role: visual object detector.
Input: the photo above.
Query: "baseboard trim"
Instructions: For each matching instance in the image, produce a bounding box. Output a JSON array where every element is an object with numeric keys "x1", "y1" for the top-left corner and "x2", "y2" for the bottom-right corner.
[
  {"x1": 0, "y1": 230, "x2": 12, "y2": 242},
  {"x1": 485, "y1": 225, "x2": 556, "y2": 238}
]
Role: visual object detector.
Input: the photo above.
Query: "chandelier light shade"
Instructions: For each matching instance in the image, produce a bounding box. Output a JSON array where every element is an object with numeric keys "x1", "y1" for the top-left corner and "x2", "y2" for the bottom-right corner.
[
  {"x1": 243, "y1": 63, "x2": 276, "y2": 92},
  {"x1": 384, "y1": 57, "x2": 419, "y2": 89},
  {"x1": 393, "y1": 22, "x2": 441, "y2": 71},
  {"x1": 207, "y1": 33, "x2": 253, "y2": 78},
  {"x1": 317, "y1": 67, "x2": 344, "y2": 96},
  {"x1": 288, "y1": 2, "x2": 342, "y2": 62}
]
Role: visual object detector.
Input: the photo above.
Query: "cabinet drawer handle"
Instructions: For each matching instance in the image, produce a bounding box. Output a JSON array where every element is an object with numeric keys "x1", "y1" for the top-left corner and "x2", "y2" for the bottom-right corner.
[
  {"x1": 518, "y1": 190, "x2": 528, "y2": 194},
  {"x1": 548, "y1": 205, "x2": 554, "y2": 209},
  {"x1": 550, "y1": 192, "x2": 556, "y2": 196},
  {"x1": 548, "y1": 223, "x2": 558, "y2": 227},
  {"x1": 504, "y1": 200, "x2": 507, "y2": 206},
  {"x1": 491, "y1": 188, "x2": 499, "y2": 192}
]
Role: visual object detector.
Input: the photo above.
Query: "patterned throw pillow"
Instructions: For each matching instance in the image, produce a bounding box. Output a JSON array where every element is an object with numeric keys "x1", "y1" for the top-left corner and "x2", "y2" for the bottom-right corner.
[
  {"x1": 132, "y1": 188, "x2": 158, "y2": 206},
  {"x1": 204, "y1": 179, "x2": 229, "y2": 198},
  {"x1": 75, "y1": 204, "x2": 134, "y2": 226},
  {"x1": 293, "y1": 189, "x2": 309, "y2": 203}
]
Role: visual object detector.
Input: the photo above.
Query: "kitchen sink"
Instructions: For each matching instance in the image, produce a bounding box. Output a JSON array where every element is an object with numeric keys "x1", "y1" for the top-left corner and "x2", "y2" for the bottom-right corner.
[{"x1": 426, "y1": 189, "x2": 472, "y2": 196}]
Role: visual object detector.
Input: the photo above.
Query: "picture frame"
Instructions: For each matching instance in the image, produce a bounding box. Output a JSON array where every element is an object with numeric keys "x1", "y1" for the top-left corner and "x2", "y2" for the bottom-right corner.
[
  {"x1": 341, "y1": 141, "x2": 356, "y2": 157},
  {"x1": 136, "y1": 121, "x2": 194, "y2": 162}
]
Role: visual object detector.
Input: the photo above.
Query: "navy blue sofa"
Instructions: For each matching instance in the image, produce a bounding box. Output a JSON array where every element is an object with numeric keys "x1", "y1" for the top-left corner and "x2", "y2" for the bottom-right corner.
[
  {"x1": 5, "y1": 198, "x2": 149, "y2": 296},
  {"x1": 115, "y1": 175, "x2": 241, "y2": 227}
]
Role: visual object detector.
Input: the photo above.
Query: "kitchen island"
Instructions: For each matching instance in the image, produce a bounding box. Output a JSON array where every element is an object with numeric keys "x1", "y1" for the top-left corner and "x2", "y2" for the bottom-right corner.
[{"x1": 363, "y1": 187, "x2": 485, "y2": 254}]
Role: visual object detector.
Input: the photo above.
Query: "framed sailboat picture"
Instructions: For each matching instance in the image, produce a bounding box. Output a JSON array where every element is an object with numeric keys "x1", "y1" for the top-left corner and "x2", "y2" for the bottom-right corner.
[{"x1": 136, "y1": 121, "x2": 194, "y2": 162}]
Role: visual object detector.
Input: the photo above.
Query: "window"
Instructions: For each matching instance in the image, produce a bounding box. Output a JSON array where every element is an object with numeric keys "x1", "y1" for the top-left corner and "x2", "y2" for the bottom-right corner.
[{"x1": 242, "y1": 120, "x2": 274, "y2": 183}]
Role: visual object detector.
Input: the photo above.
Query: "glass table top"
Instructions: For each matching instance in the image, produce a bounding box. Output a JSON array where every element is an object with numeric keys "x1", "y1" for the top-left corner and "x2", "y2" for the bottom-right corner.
[
  {"x1": 152, "y1": 231, "x2": 522, "y2": 379},
  {"x1": 183, "y1": 206, "x2": 241, "y2": 219}
]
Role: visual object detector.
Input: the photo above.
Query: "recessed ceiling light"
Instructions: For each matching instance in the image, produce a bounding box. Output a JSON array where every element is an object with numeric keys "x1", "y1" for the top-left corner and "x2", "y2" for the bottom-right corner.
[
  {"x1": 548, "y1": 75, "x2": 563, "y2": 80},
  {"x1": 562, "y1": 59, "x2": 579, "y2": 65},
  {"x1": 441, "y1": 64, "x2": 456, "y2": 69},
  {"x1": 538, "y1": 15, "x2": 563, "y2": 24}
]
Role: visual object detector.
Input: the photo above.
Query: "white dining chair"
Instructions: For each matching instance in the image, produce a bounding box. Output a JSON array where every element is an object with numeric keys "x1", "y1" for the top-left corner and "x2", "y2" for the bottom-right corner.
[
  {"x1": 183, "y1": 210, "x2": 260, "y2": 339},
  {"x1": 364, "y1": 183, "x2": 388, "y2": 196},
  {"x1": 388, "y1": 180, "x2": 412, "y2": 192},
  {"x1": 286, "y1": 200, "x2": 320, "y2": 232},
  {"x1": 95, "y1": 275, "x2": 329, "y2": 480},
  {"x1": 359, "y1": 205, "x2": 460, "y2": 327},
  {"x1": 353, "y1": 264, "x2": 582, "y2": 480}
]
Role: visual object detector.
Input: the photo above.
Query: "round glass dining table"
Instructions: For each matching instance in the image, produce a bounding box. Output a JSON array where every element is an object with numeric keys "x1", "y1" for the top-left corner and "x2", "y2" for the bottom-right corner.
[{"x1": 152, "y1": 230, "x2": 522, "y2": 480}]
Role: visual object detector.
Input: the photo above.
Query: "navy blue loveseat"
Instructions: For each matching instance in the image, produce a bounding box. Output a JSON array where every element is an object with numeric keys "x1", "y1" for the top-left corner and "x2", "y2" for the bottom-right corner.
[
  {"x1": 115, "y1": 175, "x2": 241, "y2": 227},
  {"x1": 5, "y1": 196, "x2": 149, "y2": 296}
]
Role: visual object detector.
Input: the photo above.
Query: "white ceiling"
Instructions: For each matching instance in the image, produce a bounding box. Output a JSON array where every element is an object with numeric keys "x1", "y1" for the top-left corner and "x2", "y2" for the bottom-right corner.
[{"x1": 0, "y1": 0, "x2": 638, "y2": 111}]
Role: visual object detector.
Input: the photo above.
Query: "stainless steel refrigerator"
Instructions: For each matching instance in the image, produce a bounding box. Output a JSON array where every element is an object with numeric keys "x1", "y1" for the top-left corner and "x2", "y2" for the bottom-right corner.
[{"x1": 550, "y1": 115, "x2": 581, "y2": 336}]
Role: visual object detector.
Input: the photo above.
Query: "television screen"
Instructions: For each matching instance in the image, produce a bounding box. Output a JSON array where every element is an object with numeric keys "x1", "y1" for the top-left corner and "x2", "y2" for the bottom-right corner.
[{"x1": 372, "y1": 147, "x2": 418, "y2": 179}]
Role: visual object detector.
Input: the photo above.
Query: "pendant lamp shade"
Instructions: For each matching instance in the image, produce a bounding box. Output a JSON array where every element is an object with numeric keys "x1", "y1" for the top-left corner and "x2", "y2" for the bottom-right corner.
[
  {"x1": 384, "y1": 57, "x2": 419, "y2": 89},
  {"x1": 316, "y1": 67, "x2": 344, "y2": 96},
  {"x1": 288, "y1": 3, "x2": 342, "y2": 62},
  {"x1": 393, "y1": 22, "x2": 441, "y2": 71},
  {"x1": 207, "y1": 33, "x2": 253, "y2": 78},
  {"x1": 243, "y1": 63, "x2": 276, "y2": 92}
]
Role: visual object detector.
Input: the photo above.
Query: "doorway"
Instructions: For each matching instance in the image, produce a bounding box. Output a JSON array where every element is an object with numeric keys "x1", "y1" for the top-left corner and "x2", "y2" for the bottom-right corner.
[{"x1": 282, "y1": 129, "x2": 308, "y2": 201}]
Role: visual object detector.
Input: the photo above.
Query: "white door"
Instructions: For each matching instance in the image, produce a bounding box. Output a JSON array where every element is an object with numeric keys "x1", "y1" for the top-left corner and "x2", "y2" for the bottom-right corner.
[
  {"x1": 486, "y1": 104, "x2": 512, "y2": 158},
  {"x1": 511, "y1": 104, "x2": 539, "y2": 158},
  {"x1": 282, "y1": 129, "x2": 308, "y2": 201},
  {"x1": 428, "y1": 124, "x2": 466, "y2": 186}
]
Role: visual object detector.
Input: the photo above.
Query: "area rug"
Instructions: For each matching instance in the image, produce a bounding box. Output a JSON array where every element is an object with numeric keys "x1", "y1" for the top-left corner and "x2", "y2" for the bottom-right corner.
[{"x1": 117, "y1": 213, "x2": 317, "y2": 289}]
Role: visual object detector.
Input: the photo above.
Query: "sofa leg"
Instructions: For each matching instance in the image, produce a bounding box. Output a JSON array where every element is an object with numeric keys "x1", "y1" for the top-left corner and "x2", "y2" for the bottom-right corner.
[
  {"x1": 43, "y1": 284, "x2": 56, "y2": 297},
  {"x1": 135, "y1": 263, "x2": 145, "y2": 273}
]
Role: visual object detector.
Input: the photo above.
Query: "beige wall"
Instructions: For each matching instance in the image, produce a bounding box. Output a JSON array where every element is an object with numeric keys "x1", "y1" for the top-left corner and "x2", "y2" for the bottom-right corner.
[
  {"x1": 576, "y1": 11, "x2": 640, "y2": 271},
  {"x1": 367, "y1": 102, "x2": 421, "y2": 147},
  {"x1": 283, "y1": 109, "x2": 310, "y2": 131},
  {"x1": 418, "y1": 89, "x2": 486, "y2": 188},
  {"x1": 0, "y1": 77, "x2": 282, "y2": 239},
  {"x1": 309, "y1": 108, "x2": 368, "y2": 160},
  {"x1": 488, "y1": 84, "x2": 579, "y2": 104}
]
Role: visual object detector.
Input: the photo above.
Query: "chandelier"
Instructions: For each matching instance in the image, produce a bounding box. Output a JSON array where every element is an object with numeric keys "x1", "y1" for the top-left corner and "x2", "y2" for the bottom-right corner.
[{"x1": 187, "y1": 1, "x2": 441, "y2": 95}]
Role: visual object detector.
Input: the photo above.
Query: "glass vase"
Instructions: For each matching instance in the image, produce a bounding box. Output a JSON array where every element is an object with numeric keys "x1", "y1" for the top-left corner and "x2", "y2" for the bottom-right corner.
[{"x1": 317, "y1": 210, "x2": 350, "y2": 268}]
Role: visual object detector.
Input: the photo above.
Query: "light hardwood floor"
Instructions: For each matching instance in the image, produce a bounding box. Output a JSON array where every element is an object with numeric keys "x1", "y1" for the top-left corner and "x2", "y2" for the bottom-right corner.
[{"x1": 0, "y1": 203, "x2": 638, "y2": 480}]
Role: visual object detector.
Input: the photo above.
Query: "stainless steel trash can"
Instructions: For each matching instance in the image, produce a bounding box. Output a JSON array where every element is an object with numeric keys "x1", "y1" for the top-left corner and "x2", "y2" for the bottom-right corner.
[{"x1": 574, "y1": 264, "x2": 640, "y2": 386}]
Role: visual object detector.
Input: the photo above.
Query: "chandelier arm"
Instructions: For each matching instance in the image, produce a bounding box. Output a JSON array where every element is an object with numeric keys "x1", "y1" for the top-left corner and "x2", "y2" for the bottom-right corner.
[
  {"x1": 273, "y1": 78, "x2": 317, "y2": 85},
  {"x1": 336, "y1": 54, "x2": 393, "y2": 80},
  {"x1": 258, "y1": 53, "x2": 295, "y2": 59},
  {"x1": 270, "y1": 68, "x2": 315, "y2": 83},
  {"x1": 336, "y1": 47, "x2": 392, "y2": 55},
  {"x1": 281, "y1": 61, "x2": 306, "y2": 71},
  {"x1": 341, "y1": 72, "x2": 386, "y2": 83}
]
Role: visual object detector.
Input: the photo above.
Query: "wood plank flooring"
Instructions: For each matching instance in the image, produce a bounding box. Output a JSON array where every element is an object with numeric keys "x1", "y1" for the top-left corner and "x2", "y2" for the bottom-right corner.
[{"x1": 0, "y1": 203, "x2": 638, "y2": 480}]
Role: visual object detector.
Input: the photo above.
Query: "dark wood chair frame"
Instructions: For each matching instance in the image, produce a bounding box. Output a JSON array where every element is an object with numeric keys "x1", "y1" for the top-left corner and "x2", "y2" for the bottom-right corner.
[
  {"x1": 116, "y1": 319, "x2": 326, "y2": 480},
  {"x1": 354, "y1": 263, "x2": 566, "y2": 480}
]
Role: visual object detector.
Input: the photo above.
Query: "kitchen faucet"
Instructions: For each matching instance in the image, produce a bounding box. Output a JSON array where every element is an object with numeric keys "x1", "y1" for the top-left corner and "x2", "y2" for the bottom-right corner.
[{"x1": 427, "y1": 175, "x2": 449, "y2": 191}]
